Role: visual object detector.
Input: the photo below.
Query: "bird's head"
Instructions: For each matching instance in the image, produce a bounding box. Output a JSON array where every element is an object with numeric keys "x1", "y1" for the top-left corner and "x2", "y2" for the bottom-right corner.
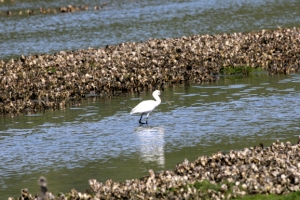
[{"x1": 153, "y1": 90, "x2": 161, "y2": 96}]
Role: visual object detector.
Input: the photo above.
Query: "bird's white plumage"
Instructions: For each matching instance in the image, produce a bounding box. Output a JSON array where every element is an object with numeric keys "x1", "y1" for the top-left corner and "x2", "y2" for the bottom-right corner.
[{"x1": 130, "y1": 90, "x2": 161, "y2": 124}]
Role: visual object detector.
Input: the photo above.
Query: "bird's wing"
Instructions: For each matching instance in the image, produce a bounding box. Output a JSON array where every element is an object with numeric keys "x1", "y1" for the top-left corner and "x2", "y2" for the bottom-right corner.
[{"x1": 130, "y1": 100, "x2": 156, "y2": 114}]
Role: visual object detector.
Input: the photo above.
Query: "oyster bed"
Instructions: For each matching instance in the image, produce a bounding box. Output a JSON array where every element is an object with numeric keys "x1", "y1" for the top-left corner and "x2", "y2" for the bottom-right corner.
[
  {"x1": 2, "y1": 3, "x2": 109, "y2": 16},
  {"x1": 1, "y1": 27, "x2": 300, "y2": 114},
  {"x1": 11, "y1": 138, "x2": 300, "y2": 199}
]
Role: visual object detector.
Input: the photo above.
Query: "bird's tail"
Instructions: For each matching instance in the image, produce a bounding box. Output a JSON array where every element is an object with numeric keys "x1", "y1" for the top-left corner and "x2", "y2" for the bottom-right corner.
[{"x1": 130, "y1": 106, "x2": 137, "y2": 114}]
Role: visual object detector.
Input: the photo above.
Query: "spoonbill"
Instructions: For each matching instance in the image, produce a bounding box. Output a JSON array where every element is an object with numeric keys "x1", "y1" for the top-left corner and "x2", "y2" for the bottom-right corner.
[{"x1": 130, "y1": 90, "x2": 161, "y2": 124}]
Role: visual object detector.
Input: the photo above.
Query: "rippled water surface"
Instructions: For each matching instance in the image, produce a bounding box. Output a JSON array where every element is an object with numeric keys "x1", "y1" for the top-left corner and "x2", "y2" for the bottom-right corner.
[
  {"x1": 1, "y1": 0, "x2": 300, "y2": 60},
  {"x1": 1, "y1": 0, "x2": 300, "y2": 198},
  {"x1": 2, "y1": 73, "x2": 300, "y2": 198}
]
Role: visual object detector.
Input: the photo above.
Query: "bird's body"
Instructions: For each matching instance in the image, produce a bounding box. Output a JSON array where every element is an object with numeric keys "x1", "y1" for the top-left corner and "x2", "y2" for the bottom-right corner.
[{"x1": 130, "y1": 90, "x2": 161, "y2": 124}]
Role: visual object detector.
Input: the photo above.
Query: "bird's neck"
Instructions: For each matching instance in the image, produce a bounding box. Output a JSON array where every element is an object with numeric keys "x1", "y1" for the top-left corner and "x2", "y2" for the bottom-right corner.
[{"x1": 154, "y1": 95, "x2": 161, "y2": 106}]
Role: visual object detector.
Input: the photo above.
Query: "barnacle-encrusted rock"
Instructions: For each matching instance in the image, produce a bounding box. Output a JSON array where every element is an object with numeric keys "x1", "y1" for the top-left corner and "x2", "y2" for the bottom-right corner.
[
  {"x1": 9, "y1": 138, "x2": 300, "y2": 200},
  {"x1": 1, "y1": 3, "x2": 109, "y2": 17},
  {"x1": 1, "y1": 27, "x2": 300, "y2": 114}
]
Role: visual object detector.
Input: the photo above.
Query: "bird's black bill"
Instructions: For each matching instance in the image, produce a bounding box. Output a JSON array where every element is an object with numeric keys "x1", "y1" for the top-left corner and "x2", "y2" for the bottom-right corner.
[{"x1": 162, "y1": 95, "x2": 171, "y2": 105}]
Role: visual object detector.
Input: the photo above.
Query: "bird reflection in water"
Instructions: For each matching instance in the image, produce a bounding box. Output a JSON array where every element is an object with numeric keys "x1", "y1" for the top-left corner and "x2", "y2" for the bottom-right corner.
[{"x1": 135, "y1": 126, "x2": 165, "y2": 167}]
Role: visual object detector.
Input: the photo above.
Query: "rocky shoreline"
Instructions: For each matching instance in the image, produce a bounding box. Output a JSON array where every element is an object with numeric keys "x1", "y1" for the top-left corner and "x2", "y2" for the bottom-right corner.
[
  {"x1": 9, "y1": 138, "x2": 300, "y2": 200},
  {"x1": 1, "y1": 27, "x2": 300, "y2": 114},
  {"x1": 1, "y1": 2, "x2": 110, "y2": 17},
  {"x1": 4, "y1": 27, "x2": 300, "y2": 199}
]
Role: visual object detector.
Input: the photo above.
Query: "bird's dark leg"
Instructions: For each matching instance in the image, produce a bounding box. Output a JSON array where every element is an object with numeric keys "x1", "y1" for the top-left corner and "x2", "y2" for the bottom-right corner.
[
  {"x1": 139, "y1": 114, "x2": 146, "y2": 124},
  {"x1": 139, "y1": 114, "x2": 148, "y2": 124}
]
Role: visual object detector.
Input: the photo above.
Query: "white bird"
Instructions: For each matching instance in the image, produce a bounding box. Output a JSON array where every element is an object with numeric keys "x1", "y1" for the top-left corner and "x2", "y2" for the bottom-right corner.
[{"x1": 130, "y1": 90, "x2": 161, "y2": 124}]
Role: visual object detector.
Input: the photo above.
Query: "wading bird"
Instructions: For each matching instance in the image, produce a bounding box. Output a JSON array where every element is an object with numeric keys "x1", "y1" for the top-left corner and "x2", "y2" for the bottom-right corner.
[{"x1": 130, "y1": 90, "x2": 161, "y2": 124}]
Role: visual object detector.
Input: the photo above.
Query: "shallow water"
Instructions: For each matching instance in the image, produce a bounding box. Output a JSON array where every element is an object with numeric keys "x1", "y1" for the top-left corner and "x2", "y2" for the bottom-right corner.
[
  {"x1": 1, "y1": 0, "x2": 300, "y2": 60},
  {"x1": 1, "y1": 0, "x2": 300, "y2": 198},
  {"x1": 2, "y1": 73, "x2": 300, "y2": 198}
]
